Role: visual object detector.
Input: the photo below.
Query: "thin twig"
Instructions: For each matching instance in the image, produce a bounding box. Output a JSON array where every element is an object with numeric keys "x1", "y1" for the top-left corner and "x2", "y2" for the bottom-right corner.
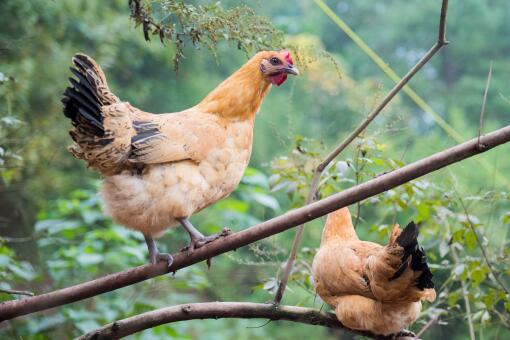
[
  {"x1": 450, "y1": 246, "x2": 476, "y2": 340},
  {"x1": 75, "y1": 302, "x2": 376, "y2": 340},
  {"x1": 1, "y1": 124, "x2": 509, "y2": 321},
  {"x1": 0, "y1": 288, "x2": 34, "y2": 297},
  {"x1": 1, "y1": 235, "x2": 37, "y2": 243},
  {"x1": 458, "y1": 198, "x2": 509, "y2": 295},
  {"x1": 478, "y1": 61, "x2": 493, "y2": 148},
  {"x1": 443, "y1": 206, "x2": 475, "y2": 340},
  {"x1": 273, "y1": 0, "x2": 450, "y2": 304},
  {"x1": 416, "y1": 315, "x2": 439, "y2": 338}
]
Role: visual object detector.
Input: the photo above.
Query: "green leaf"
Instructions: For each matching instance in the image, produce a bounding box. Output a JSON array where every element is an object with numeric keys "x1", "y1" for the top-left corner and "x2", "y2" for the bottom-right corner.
[
  {"x1": 216, "y1": 198, "x2": 249, "y2": 212},
  {"x1": 76, "y1": 253, "x2": 103, "y2": 266},
  {"x1": 417, "y1": 203, "x2": 430, "y2": 221},
  {"x1": 502, "y1": 212, "x2": 510, "y2": 224},
  {"x1": 242, "y1": 167, "x2": 269, "y2": 187},
  {"x1": 471, "y1": 268, "x2": 486, "y2": 286},
  {"x1": 439, "y1": 240, "x2": 449, "y2": 258},
  {"x1": 263, "y1": 278, "x2": 278, "y2": 293},
  {"x1": 35, "y1": 219, "x2": 81, "y2": 234},
  {"x1": 448, "y1": 291, "x2": 461, "y2": 307},
  {"x1": 75, "y1": 319, "x2": 101, "y2": 333},
  {"x1": 250, "y1": 192, "x2": 280, "y2": 211},
  {"x1": 454, "y1": 264, "x2": 465, "y2": 277},
  {"x1": 464, "y1": 229, "x2": 477, "y2": 250},
  {"x1": 8, "y1": 261, "x2": 36, "y2": 280},
  {"x1": 27, "y1": 314, "x2": 65, "y2": 333}
]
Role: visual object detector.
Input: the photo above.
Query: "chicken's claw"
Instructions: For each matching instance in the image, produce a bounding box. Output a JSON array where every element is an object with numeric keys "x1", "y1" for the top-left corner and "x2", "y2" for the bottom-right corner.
[
  {"x1": 181, "y1": 227, "x2": 232, "y2": 255},
  {"x1": 391, "y1": 329, "x2": 417, "y2": 340},
  {"x1": 144, "y1": 235, "x2": 174, "y2": 268},
  {"x1": 155, "y1": 252, "x2": 174, "y2": 268}
]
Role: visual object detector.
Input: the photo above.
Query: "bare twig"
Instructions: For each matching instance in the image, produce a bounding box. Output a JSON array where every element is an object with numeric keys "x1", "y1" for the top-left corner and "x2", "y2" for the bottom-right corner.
[
  {"x1": 416, "y1": 316, "x2": 439, "y2": 338},
  {"x1": 76, "y1": 302, "x2": 376, "y2": 339},
  {"x1": 1, "y1": 124, "x2": 509, "y2": 321},
  {"x1": 0, "y1": 288, "x2": 34, "y2": 297},
  {"x1": 477, "y1": 61, "x2": 493, "y2": 148},
  {"x1": 1, "y1": 235, "x2": 36, "y2": 243},
  {"x1": 273, "y1": 0, "x2": 450, "y2": 304}
]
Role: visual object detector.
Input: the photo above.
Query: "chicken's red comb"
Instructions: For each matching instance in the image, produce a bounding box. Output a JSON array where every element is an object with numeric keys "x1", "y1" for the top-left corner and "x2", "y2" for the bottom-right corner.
[{"x1": 282, "y1": 50, "x2": 293, "y2": 65}]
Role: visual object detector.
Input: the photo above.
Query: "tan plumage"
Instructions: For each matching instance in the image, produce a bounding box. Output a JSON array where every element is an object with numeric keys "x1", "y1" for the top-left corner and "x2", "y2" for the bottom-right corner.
[
  {"x1": 312, "y1": 208, "x2": 436, "y2": 336},
  {"x1": 62, "y1": 51, "x2": 298, "y2": 263}
]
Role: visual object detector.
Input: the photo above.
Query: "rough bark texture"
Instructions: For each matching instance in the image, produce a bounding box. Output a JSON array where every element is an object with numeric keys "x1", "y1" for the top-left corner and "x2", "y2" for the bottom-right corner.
[{"x1": 76, "y1": 302, "x2": 377, "y2": 339}]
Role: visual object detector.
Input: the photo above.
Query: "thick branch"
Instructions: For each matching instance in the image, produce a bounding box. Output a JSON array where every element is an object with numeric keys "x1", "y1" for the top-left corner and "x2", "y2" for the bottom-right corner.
[
  {"x1": 273, "y1": 0, "x2": 449, "y2": 303},
  {"x1": 1, "y1": 125, "x2": 509, "y2": 321},
  {"x1": 76, "y1": 302, "x2": 375, "y2": 339}
]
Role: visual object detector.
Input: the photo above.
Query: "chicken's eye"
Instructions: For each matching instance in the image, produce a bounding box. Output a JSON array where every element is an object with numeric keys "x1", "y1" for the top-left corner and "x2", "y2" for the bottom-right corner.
[{"x1": 270, "y1": 57, "x2": 281, "y2": 65}]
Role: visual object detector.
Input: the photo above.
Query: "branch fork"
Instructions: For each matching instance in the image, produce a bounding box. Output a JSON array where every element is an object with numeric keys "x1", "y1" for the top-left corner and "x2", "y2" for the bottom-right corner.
[{"x1": 273, "y1": 0, "x2": 450, "y2": 304}]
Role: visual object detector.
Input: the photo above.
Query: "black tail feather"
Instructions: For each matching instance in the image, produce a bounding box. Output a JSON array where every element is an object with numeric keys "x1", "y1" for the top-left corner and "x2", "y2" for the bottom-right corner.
[
  {"x1": 393, "y1": 221, "x2": 419, "y2": 272},
  {"x1": 72, "y1": 54, "x2": 94, "y2": 74},
  {"x1": 390, "y1": 221, "x2": 434, "y2": 290},
  {"x1": 396, "y1": 221, "x2": 419, "y2": 250},
  {"x1": 62, "y1": 62, "x2": 105, "y2": 137},
  {"x1": 412, "y1": 245, "x2": 434, "y2": 289},
  {"x1": 68, "y1": 77, "x2": 101, "y2": 110}
]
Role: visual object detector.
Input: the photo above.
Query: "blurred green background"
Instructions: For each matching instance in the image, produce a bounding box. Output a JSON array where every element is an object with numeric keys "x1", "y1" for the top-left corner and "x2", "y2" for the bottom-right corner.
[{"x1": 1, "y1": 0, "x2": 509, "y2": 339}]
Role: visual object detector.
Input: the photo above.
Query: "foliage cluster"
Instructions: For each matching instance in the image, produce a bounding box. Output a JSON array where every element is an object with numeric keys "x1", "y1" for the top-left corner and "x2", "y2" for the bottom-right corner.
[{"x1": 129, "y1": 0, "x2": 284, "y2": 69}]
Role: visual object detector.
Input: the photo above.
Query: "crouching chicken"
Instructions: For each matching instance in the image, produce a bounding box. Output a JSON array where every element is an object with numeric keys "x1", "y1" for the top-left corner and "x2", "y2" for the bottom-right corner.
[
  {"x1": 62, "y1": 51, "x2": 298, "y2": 267},
  {"x1": 312, "y1": 207, "x2": 436, "y2": 337}
]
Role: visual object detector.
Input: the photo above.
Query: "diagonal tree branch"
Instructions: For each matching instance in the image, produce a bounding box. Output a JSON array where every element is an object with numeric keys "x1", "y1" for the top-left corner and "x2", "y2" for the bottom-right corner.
[
  {"x1": 76, "y1": 302, "x2": 377, "y2": 340},
  {"x1": 273, "y1": 0, "x2": 450, "y2": 303},
  {"x1": 1, "y1": 124, "x2": 510, "y2": 321}
]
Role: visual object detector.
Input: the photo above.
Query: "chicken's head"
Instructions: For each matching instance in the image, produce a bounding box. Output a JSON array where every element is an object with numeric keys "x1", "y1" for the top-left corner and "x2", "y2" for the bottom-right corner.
[{"x1": 259, "y1": 50, "x2": 299, "y2": 86}]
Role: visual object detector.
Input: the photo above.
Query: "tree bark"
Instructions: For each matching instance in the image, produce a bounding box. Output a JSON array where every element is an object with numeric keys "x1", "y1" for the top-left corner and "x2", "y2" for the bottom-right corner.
[{"x1": 76, "y1": 302, "x2": 377, "y2": 339}]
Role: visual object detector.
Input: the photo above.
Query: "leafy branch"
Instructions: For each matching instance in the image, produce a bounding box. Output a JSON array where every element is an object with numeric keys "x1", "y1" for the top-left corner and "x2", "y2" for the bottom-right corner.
[
  {"x1": 458, "y1": 198, "x2": 509, "y2": 295},
  {"x1": 128, "y1": 0, "x2": 284, "y2": 70}
]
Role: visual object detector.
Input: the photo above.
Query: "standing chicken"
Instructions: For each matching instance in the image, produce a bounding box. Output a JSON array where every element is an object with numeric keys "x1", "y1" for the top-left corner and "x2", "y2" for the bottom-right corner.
[
  {"x1": 62, "y1": 51, "x2": 298, "y2": 267},
  {"x1": 312, "y1": 207, "x2": 436, "y2": 336}
]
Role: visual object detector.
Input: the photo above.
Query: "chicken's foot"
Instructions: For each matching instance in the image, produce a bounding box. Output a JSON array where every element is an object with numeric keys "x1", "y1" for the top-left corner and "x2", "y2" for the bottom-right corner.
[
  {"x1": 144, "y1": 235, "x2": 174, "y2": 268},
  {"x1": 390, "y1": 329, "x2": 417, "y2": 340},
  {"x1": 178, "y1": 218, "x2": 231, "y2": 254}
]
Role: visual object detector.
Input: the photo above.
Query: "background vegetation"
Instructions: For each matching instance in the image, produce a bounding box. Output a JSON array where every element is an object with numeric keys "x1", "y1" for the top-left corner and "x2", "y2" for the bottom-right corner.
[{"x1": 1, "y1": 0, "x2": 509, "y2": 339}]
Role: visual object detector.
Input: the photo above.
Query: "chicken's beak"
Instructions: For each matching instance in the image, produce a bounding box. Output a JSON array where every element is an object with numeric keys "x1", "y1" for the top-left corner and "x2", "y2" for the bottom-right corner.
[{"x1": 283, "y1": 64, "x2": 299, "y2": 76}]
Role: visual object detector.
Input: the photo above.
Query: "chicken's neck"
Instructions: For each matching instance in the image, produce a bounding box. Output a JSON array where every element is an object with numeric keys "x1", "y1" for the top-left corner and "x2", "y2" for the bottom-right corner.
[
  {"x1": 196, "y1": 61, "x2": 271, "y2": 121},
  {"x1": 321, "y1": 207, "x2": 359, "y2": 245}
]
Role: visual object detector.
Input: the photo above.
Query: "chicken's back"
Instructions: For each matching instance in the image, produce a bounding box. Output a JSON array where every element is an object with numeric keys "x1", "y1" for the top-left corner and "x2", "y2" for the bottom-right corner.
[{"x1": 312, "y1": 238, "x2": 381, "y2": 304}]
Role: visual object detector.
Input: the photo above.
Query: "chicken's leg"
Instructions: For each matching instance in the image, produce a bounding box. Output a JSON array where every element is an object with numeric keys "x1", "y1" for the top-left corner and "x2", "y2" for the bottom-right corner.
[
  {"x1": 178, "y1": 218, "x2": 230, "y2": 253},
  {"x1": 144, "y1": 235, "x2": 174, "y2": 268}
]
